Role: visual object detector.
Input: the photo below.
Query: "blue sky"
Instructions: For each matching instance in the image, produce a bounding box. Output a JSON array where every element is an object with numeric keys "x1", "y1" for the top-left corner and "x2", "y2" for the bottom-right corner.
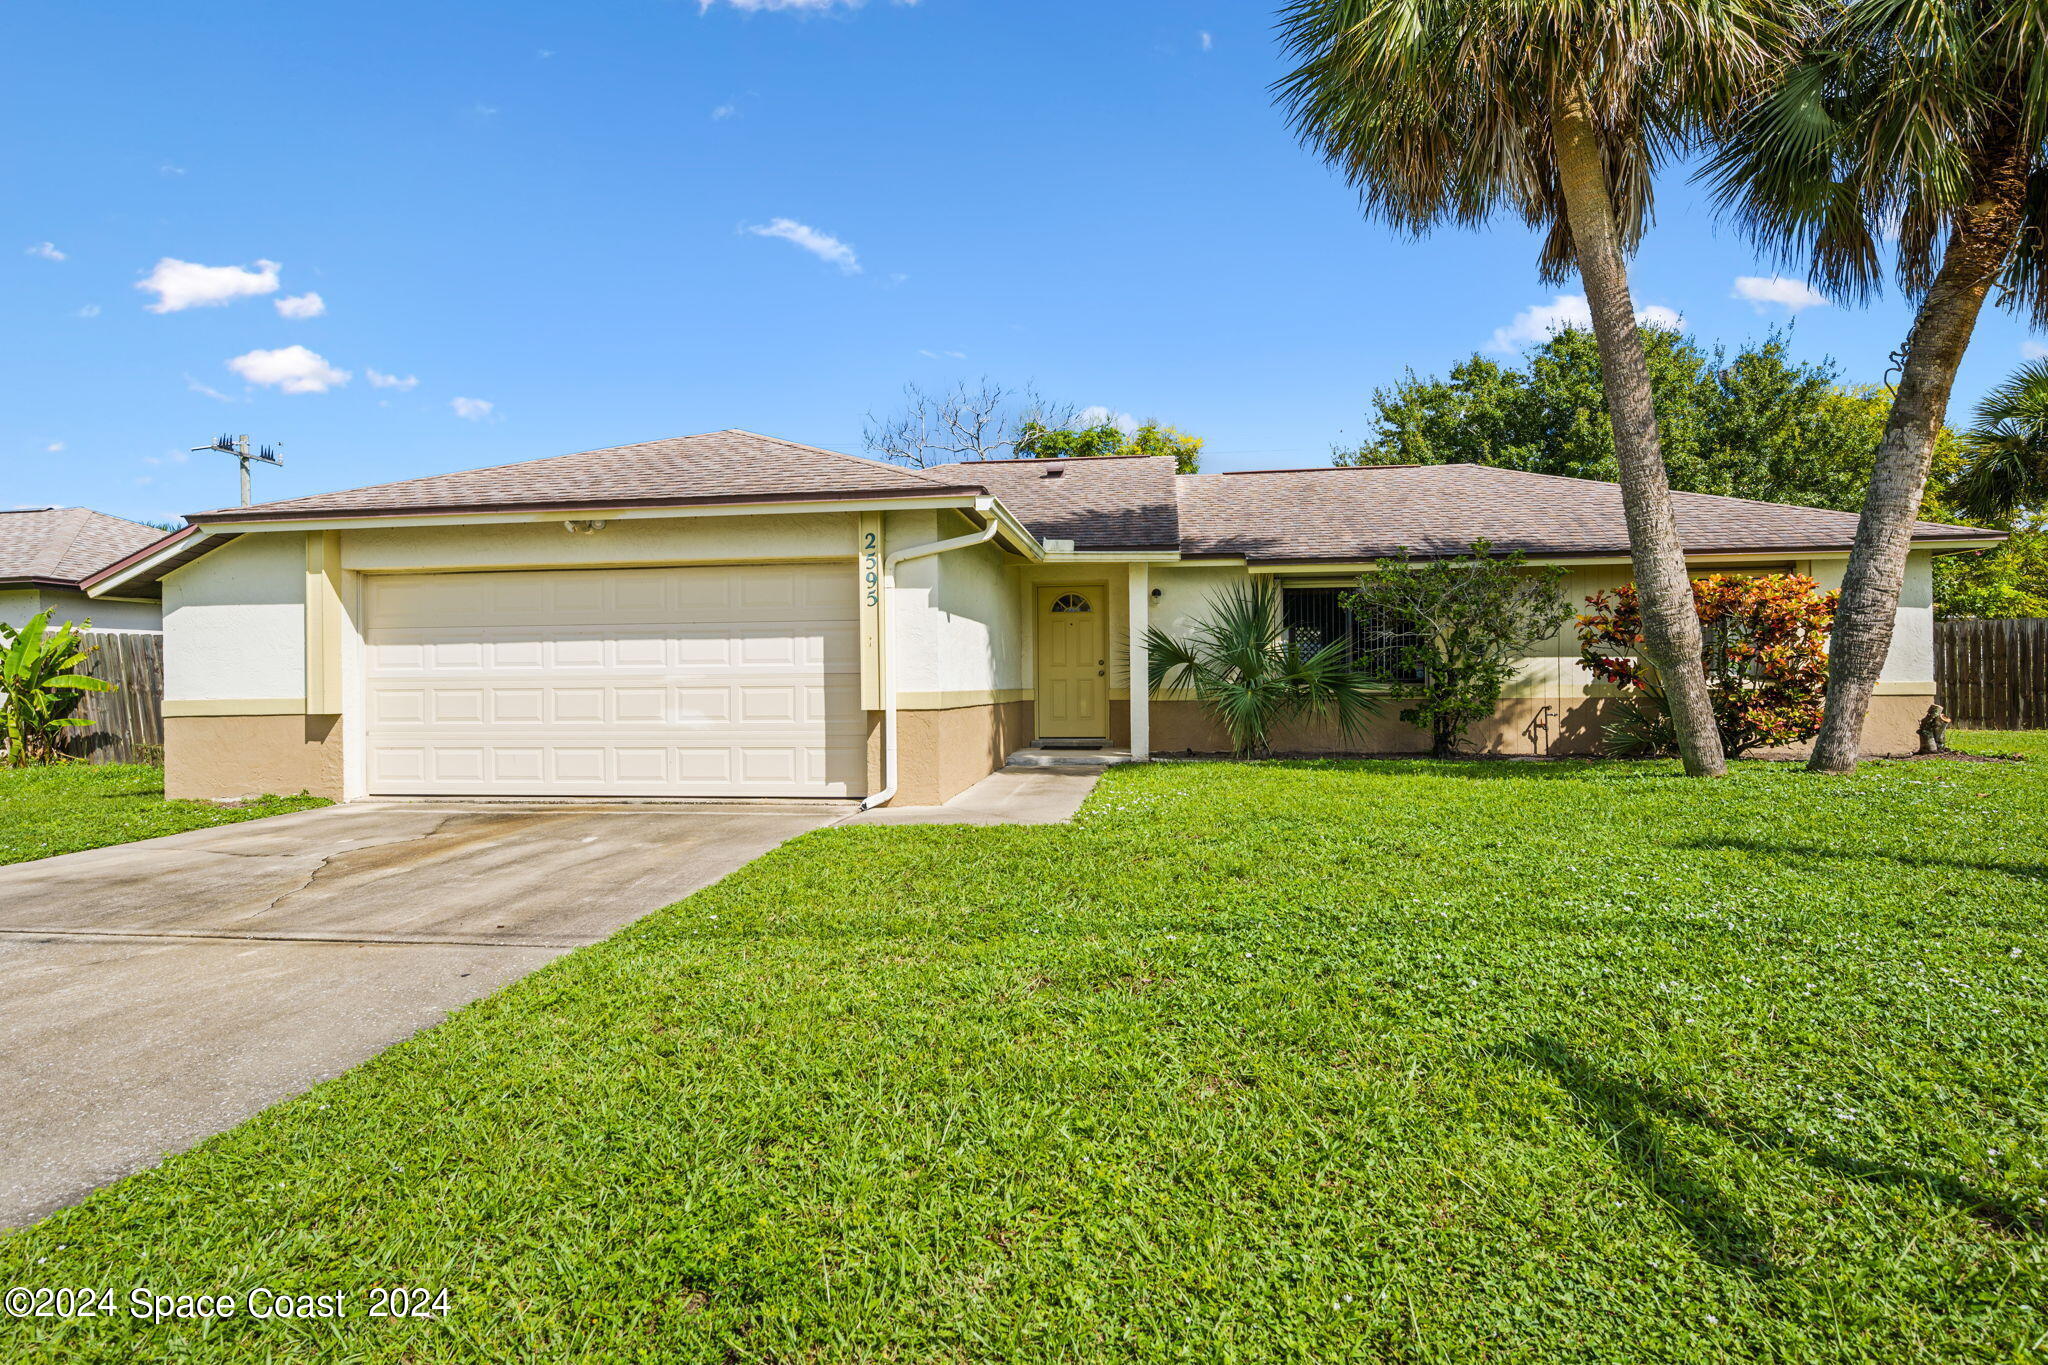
[{"x1": 7, "y1": 0, "x2": 2046, "y2": 525}]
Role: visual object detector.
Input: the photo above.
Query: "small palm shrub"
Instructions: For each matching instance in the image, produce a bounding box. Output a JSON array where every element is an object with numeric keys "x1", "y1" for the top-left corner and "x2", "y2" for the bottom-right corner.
[
  {"x1": 1145, "y1": 580, "x2": 1380, "y2": 757},
  {"x1": 0, "y1": 610, "x2": 115, "y2": 766}
]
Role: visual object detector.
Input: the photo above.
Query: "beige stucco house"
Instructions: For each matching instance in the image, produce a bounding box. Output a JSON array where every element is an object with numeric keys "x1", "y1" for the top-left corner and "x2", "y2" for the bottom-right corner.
[{"x1": 83, "y1": 430, "x2": 1997, "y2": 806}]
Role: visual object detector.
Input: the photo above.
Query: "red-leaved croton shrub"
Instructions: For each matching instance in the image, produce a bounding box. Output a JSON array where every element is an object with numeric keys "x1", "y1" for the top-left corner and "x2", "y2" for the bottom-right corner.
[{"x1": 1577, "y1": 574, "x2": 1839, "y2": 757}]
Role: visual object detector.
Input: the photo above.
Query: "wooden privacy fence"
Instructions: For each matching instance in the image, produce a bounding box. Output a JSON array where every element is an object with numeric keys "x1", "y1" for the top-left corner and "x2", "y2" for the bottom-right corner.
[
  {"x1": 1935, "y1": 618, "x2": 2048, "y2": 730},
  {"x1": 65, "y1": 631, "x2": 165, "y2": 765}
]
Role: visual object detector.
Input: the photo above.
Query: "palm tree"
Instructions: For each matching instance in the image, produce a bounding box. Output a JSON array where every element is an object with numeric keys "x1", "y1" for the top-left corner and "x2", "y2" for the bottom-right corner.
[
  {"x1": 1275, "y1": 0, "x2": 1785, "y2": 778},
  {"x1": 1703, "y1": 0, "x2": 2048, "y2": 772},
  {"x1": 1144, "y1": 581, "x2": 1382, "y2": 757},
  {"x1": 1951, "y1": 359, "x2": 2048, "y2": 524}
]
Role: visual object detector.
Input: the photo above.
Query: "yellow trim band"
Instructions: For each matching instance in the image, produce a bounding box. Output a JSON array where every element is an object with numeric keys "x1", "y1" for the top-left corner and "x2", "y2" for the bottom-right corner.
[{"x1": 163, "y1": 699, "x2": 308, "y2": 717}]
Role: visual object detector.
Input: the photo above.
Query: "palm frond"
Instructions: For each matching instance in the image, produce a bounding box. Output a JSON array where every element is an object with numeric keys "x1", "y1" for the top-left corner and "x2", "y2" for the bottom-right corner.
[
  {"x1": 1144, "y1": 580, "x2": 1382, "y2": 756},
  {"x1": 1275, "y1": 0, "x2": 1787, "y2": 281}
]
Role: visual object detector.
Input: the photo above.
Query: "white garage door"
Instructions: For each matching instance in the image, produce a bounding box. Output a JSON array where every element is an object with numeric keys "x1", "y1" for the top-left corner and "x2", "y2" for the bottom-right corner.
[{"x1": 363, "y1": 563, "x2": 865, "y2": 797}]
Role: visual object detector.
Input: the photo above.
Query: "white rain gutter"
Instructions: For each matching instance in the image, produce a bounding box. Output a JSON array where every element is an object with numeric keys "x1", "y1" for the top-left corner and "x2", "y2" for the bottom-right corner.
[{"x1": 858, "y1": 517, "x2": 1002, "y2": 811}]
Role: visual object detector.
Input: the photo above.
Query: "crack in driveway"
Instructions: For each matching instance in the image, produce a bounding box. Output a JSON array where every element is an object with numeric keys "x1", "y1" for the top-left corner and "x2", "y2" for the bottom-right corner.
[{"x1": 250, "y1": 814, "x2": 458, "y2": 919}]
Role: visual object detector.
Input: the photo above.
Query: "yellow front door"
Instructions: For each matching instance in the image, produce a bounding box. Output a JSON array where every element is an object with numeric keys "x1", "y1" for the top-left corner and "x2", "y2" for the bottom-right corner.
[{"x1": 1035, "y1": 586, "x2": 1107, "y2": 739}]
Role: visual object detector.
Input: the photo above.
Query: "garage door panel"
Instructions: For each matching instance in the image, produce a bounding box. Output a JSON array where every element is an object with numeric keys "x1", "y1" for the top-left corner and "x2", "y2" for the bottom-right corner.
[{"x1": 365, "y1": 564, "x2": 864, "y2": 797}]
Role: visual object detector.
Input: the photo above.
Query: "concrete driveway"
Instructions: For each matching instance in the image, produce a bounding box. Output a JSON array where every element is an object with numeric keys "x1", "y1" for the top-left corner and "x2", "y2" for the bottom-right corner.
[{"x1": 0, "y1": 800, "x2": 846, "y2": 1228}]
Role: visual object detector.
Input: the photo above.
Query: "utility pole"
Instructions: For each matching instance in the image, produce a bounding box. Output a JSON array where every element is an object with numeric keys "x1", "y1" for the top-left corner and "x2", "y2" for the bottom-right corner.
[{"x1": 192, "y1": 433, "x2": 284, "y2": 506}]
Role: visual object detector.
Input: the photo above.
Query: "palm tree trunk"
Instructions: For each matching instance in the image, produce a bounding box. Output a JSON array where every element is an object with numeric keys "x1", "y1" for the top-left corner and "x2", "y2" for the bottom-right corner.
[
  {"x1": 1806, "y1": 135, "x2": 2033, "y2": 774},
  {"x1": 1552, "y1": 97, "x2": 1726, "y2": 777}
]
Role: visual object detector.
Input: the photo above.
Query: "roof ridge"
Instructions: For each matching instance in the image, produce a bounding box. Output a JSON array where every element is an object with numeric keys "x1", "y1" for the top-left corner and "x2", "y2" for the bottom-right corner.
[
  {"x1": 1441, "y1": 462, "x2": 1979, "y2": 530},
  {"x1": 717, "y1": 429, "x2": 967, "y2": 488},
  {"x1": 959, "y1": 453, "x2": 1169, "y2": 466},
  {"x1": 216, "y1": 432, "x2": 730, "y2": 514},
  {"x1": 1205, "y1": 463, "x2": 1423, "y2": 476},
  {"x1": 216, "y1": 429, "x2": 948, "y2": 517}
]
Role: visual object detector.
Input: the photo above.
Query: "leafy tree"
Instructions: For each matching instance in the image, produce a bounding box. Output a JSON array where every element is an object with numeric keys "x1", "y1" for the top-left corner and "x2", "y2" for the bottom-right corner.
[
  {"x1": 1014, "y1": 420, "x2": 1203, "y2": 473},
  {"x1": 1344, "y1": 328, "x2": 1971, "y2": 517},
  {"x1": 1144, "y1": 580, "x2": 1380, "y2": 758},
  {"x1": 1278, "y1": 0, "x2": 1788, "y2": 779},
  {"x1": 1704, "y1": 0, "x2": 2048, "y2": 773},
  {"x1": 1578, "y1": 575, "x2": 1838, "y2": 758},
  {"x1": 1934, "y1": 530, "x2": 2048, "y2": 619},
  {"x1": 1344, "y1": 542, "x2": 1571, "y2": 758},
  {"x1": 0, "y1": 610, "x2": 114, "y2": 766}
]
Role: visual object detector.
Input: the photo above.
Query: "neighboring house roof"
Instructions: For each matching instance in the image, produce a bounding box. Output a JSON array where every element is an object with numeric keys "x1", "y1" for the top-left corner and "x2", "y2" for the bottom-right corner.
[
  {"x1": 945, "y1": 455, "x2": 1181, "y2": 550},
  {"x1": 0, "y1": 506, "x2": 165, "y2": 588},
  {"x1": 197, "y1": 430, "x2": 981, "y2": 522},
  {"x1": 1175, "y1": 463, "x2": 1992, "y2": 563}
]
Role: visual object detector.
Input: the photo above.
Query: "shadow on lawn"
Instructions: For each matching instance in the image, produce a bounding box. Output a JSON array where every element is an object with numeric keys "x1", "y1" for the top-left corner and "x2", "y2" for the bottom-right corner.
[
  {"x1": 1497, "y1": 1035, "x2": 2041, "y2": 1280},
  {"x1": 1674, "y1": 835, "x2": 2048, "y2": 884}
]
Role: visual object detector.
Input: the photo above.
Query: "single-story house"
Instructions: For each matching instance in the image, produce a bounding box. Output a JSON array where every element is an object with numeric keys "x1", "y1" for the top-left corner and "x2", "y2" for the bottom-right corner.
[
  {"x1": 1, "y1": 506, "x2": 165, "y2": 632},
  {"x1": 84, "y1": 430, "x2": 1998, "y2": 805}
]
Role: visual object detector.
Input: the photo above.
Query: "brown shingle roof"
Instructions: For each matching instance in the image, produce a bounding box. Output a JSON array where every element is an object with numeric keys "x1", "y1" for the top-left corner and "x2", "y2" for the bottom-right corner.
[
  {"x1": 934, "y1": 455, "x2": 1180, "y2": 549},
  {"x1": 0, "y1": 507, "x2": 166, "y2": 587},
  {"x1": 1176, "y1": 464, "x2": 1992, "y2": 562},
  {"x1": 197, "y1": 430, "x2": 979, "y2": 522}
]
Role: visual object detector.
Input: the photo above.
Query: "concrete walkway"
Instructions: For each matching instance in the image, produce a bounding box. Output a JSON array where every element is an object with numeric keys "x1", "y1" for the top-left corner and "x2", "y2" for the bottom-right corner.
[
  {"x1": 848, "y1": 763, "x2": 1108, "y2": 826},
  {"x1": 0, "y1": 801, "x2": 844, "y2": 1227}
]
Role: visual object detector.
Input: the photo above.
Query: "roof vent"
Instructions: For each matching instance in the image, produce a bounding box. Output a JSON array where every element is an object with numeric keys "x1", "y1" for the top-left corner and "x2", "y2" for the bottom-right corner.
[{"x1": 1042, "y1": 467, "x2": 1064, "y2": 478}]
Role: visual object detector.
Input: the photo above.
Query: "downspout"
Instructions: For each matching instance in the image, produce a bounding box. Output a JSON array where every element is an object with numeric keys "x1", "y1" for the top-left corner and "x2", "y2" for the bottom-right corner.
[{"x1": 858, "y1": 516, "x2": 1002, "y2": 811}]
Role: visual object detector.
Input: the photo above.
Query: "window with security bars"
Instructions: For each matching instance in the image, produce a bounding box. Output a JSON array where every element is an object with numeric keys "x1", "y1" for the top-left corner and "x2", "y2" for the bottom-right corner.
[{"x1": 1281, "y1": 586, "x2": 1426, "y2": 683}]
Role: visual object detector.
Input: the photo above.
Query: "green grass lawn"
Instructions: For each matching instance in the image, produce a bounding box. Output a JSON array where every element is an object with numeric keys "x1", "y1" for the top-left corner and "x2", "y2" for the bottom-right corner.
[
  {"x1": 0, "y1": 763, "x2": 328, "y2": 866},
  {"x1": 3, "y1": 747, "x2": 2045, "y2": 1362}
]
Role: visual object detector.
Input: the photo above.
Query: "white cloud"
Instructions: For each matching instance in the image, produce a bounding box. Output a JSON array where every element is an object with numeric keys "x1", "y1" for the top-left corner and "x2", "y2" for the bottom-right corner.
[
  {"x1": 367, "y1": 368, "x2": 419, "y2": 390},
  {"x1": 137, "y1": 257, "x2": 280, "y2": 313},
  {"x1": 712, "y1": 102, "x2": 738, "y2": 120},
  {"x1": 226, "y1": 345, "x2": 349, "y2": 394},
  {"x1": 2023, "y1": 341, "x2": 2048, "y2": 361},
  {"x1": 75, "y1": 304, "x2": 100, "y2": 318},
  {"x1": 184, "y1": 374, "x2": 240, "y2": 403},
  {"x1": 1488, "y1": 294, "x2": 1682, "y2": 351},
  {"x1": 159, "y1": 163, "x2": 187, "y2": 176},
  {"x1": 1732, "y1": 275, "x2": 1829, "y2": 314},
  {"x1": 1198, "y1": 30, "x2": 1214, "y2": 50},
  {"x1": 537, "y1": 48, "x2": 555, "y2": 58},
  {"x1": 142, "y1": 449, "x2": 190, "y2": 466},
  {"x1": 917, "y1": 348, "x2": 967, "y2": 360},
  {"x1": 743, "y1": 217, "x2": 861, "y2": 274},
  {"x1": 1077, "y1": 405, "x2": 1140, "y2": 436},
  {"x1": 275, "y1": 291, "x2": 326, "y2": 319},
  {"x1": 451, "y1": 396, "x2": 494, "y2": 420},
  {"x1": 46, "y1": 442, "x2": 64, "y2": 453},
  {"x1": 26, "y1": 241, "x2": 66, "y2": 262}
]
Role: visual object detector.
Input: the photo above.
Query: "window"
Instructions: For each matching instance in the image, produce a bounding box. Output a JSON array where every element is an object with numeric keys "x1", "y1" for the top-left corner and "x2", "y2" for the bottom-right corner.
[
  {"x1": 1281, "y1": 586, "x2": 1425, "y2": 682},
  {"x1": 1050, "y1": 593, "x2": 1092, "y2": 613}
]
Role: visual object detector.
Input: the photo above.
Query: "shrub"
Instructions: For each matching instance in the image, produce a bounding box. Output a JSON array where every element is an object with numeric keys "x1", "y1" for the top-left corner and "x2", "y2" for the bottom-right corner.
[
  {"x1": 1578, "y1": 574, "x2": 1837, "y2": 757},
  {"x1": 1344, "y1": 541, "x2": 1572, "y2": 757}
]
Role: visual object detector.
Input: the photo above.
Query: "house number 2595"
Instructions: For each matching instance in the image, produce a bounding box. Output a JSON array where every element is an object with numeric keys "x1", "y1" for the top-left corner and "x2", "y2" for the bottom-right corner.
[{"x1": 862, "y1": 531, "x2": 880, "y2": 606}]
